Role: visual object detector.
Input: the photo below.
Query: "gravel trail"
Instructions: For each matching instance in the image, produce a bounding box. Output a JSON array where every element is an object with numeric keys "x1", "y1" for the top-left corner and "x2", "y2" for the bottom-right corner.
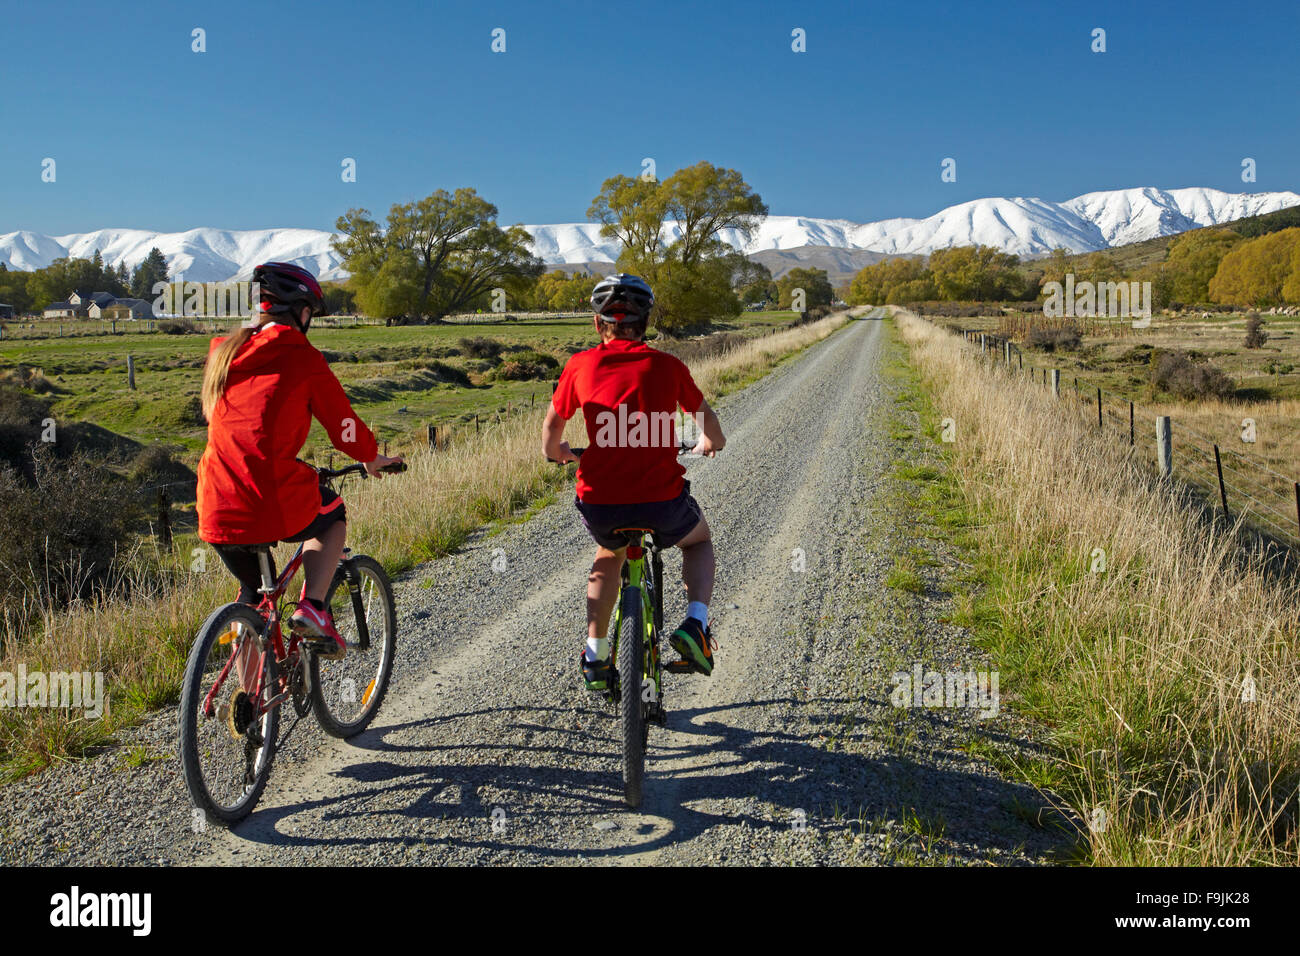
[{"x1": 0, "y1": 310, "x2": 1072, "y2": 866}]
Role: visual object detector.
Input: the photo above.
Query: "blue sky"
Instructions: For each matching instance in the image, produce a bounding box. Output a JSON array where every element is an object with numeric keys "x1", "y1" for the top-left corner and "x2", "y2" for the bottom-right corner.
[{"x1": 2, "y1": 0, "x2": 1298, "y2": 233}]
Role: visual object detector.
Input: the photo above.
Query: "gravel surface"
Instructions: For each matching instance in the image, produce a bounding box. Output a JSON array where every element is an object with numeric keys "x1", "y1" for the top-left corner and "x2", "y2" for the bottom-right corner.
[{"x1": 0, "y1": 310, "x2": 1073, "y2": 866}]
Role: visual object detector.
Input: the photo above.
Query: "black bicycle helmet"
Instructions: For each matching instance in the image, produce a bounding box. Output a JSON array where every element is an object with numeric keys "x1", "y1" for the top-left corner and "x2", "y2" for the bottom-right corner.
[
  {"x1": 252, "y1": 262, "x2": 326, "y2": 330},
  {"x1": 590, "y1": 273, "x2": 655, "y2": 321}
]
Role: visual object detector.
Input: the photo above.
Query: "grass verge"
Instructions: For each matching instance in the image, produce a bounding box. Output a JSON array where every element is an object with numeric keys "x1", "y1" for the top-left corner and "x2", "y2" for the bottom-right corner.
[{"x1": 896, "y1": 306, "x2": 1300, "y2": 865}]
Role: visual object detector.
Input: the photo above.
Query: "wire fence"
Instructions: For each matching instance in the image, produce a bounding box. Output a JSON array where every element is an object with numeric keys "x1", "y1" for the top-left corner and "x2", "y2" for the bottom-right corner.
[
  {"x1": 0, "y1": 311, "x2": 592, "y2": 341},
  {"x1": 957, "y1": 327, "x2": 1300, "y2": 560}
]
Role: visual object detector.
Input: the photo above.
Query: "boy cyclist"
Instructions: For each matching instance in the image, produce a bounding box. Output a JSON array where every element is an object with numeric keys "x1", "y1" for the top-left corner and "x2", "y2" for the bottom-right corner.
[{"x1": 541, "y1": 274, "x2": 726, "y2": 690}]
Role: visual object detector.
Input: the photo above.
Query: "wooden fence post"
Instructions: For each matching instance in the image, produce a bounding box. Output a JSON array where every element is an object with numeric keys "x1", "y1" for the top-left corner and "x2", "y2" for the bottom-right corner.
[
  {"x1": 157, "y1": 489, "x2": 172, "y2": 550},
  {"x1": 1129, "y1": 402, "x2": 1134, "y2": 446},
  {"x1": 1294, "y1": 483, "x2": 1300, "y2": 539},
  {"x1": 427, "y1": 424, "x2": 437, "y2": 449},
  {"x1": 1096, "y1": 388, "x2": 1103, "y2": 429},
  {"x1": 1051, "y1": 369, "x2": 1060, "y2": 398},
  {"x1": 1214, "y1": 445, "x2": 1229, "y2": 517},
  {"x1": 1157, "y1": 416, "x2": 1172, "y2": 477},
  {"x1": 127, "y1": 355, "x2": 136, "y2": 390}
]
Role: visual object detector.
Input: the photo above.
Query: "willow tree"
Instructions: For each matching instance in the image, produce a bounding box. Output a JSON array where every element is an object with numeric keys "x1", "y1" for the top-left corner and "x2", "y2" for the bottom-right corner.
[
  {"x1": 334, "y1": 188, "x2": 542, "y2": 322},
  {"x1": 588, "y1": 162, "x2": 767, "y2": 332}
]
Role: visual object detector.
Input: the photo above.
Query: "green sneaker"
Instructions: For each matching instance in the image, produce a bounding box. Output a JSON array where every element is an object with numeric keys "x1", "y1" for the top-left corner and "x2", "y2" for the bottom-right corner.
[
  {"x1": 581, "y1": 652, "x2": 613, "y2": 691},
  {"x1": 669, "y1": 617, "x2": 714, "y2": 676}
]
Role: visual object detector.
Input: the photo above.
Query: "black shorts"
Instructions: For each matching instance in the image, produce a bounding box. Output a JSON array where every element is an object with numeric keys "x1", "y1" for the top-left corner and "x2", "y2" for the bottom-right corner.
[
  {"x1": 213, "y1": 488, "x2": 347, "y2": 603},
  {"x1": 575, "y1": 482, "x2": 704, "y2": 550}
]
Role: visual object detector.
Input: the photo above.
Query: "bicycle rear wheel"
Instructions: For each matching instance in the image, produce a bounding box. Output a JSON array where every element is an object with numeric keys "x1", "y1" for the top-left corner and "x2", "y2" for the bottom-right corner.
[
  {"x1": 618, "y1": 586, "x2": 646, "y2": 808},
  {"x1": 309, "y1": 554, "x2": 396, "y2": 738},
  {"x1": 179, "y1": 603, "x2": 279, "y2": 825}
]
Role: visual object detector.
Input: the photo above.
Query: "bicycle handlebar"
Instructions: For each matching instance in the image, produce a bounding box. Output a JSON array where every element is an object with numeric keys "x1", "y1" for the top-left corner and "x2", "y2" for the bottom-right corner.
[
  {"x1": 546, "y1": 443, "x2": 705, "y2": 464},
  {"x1": 317, "y1": 461, "x2": 407, "y2": 480}
]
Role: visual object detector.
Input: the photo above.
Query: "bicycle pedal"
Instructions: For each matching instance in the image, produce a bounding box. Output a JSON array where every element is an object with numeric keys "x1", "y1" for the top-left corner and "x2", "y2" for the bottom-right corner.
[{"x1": 666, "y1": 660, "x2": 696, "y2": 674}]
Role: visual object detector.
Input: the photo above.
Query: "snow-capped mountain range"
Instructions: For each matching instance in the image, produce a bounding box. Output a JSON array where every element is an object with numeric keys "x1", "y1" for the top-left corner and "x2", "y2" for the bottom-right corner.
[{"x1": 2, "y1": 187, "x2": 1296, "y2": 283}]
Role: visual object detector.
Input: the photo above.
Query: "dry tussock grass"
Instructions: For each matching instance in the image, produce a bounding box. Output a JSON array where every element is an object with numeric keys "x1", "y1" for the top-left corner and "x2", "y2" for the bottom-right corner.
[{"x1": 897, "y1": 308, "x2": 1300, "y2": 865}]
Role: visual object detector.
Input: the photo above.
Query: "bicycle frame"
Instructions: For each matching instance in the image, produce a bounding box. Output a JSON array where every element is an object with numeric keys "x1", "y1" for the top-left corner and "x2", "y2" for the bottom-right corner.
[
  {"x1": 200, "y1": 543, "x2": 306, "y2": 722},
  {"x1": 610, "y1": 531, "x2": 666, "y2": 719},
  {"x1": 198, "y1": 463, "x2": 393, "y2": 725}
]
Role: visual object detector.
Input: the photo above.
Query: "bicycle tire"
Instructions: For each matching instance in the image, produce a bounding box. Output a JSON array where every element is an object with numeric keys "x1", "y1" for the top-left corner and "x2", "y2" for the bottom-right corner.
[
  {"x1": 309, "y1": 554, "x2": 397, "y2": 739},
  {"x1": 619, "y1": 585, "x2": 645, "y2": 808},
  {"x1": 179, "y1": 602, "x2": 279, "y2": 826}
]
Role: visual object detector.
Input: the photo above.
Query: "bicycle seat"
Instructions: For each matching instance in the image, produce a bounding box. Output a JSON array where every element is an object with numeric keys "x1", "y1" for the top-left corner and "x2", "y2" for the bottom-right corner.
[{"x1": 611, "y1": 526, "x2": 658, "y2": 550}]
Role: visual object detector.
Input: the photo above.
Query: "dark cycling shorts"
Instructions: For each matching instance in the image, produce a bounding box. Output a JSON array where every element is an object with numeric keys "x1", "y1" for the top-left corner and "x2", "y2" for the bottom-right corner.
[
  {"x1": 575, "y1": 481, "x2": 703, "y2": 550},
  {"x1": 212, "y1": 488, "x2": 347, "y2": 603}
]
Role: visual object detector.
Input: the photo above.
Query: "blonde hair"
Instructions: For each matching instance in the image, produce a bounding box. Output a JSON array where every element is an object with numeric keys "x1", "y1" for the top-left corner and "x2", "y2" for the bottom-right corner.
[{"x1": 200, "y1": 321, "x2": 262, "y2": 420}]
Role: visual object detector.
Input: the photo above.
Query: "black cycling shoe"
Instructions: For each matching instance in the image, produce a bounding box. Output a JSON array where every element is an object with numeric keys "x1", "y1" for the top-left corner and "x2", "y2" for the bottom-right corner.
[
  {"x1": 669, "y1": 617, "x2": 714, "y2": 676},
  {"x1": 581, "y1": 652, "x2": 613, "y2": 691}
]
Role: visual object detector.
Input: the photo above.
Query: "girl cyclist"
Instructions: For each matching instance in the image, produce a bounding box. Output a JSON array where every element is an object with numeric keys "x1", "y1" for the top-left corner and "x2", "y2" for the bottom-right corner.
[{"x1": 196, "y1": 261, "x2": 402, "y2": 659}]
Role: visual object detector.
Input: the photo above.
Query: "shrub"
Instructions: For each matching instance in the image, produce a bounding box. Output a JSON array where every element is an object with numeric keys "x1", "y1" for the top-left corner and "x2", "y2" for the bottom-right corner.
[
  {"x1": 493, "y1": 360, "x2": 548, "y2": 381},
  {"x1": 794, "y1": 304, "x2": 837, "y2": 325},
  {"x1": 0, "y1": 365, "x2": 59, "y2": 394},
  {"x1": 1027, "y1": 326, "x2": 1082, "y2": 351},
  {"x1": 0, "y1": 445, "x2": 141, "y2": 623},
  {"x1": 458, "y1": 336, "x2": 504, "y2": 360},
  {"x1": 1149, "y1": 349, "x2": 1235, "y2": 401},
  {"x1": 130, "y1": 444, "x2": 194, "y2": 485},
  {"x1": 655, "y1": 332, "x2": 748, "y2": 364},
  {"x1": 908, "y1": 301, "x2": 1007, "y2": 318},
  {"x1": 157, "y1": 319, "x2": 200, "y2": 335},
  {"x1": 1244, "y1": 312, "x2": 1268, "y2": 349},
  {"x1": 506, "y1": 349, "x2": 559, "y2": 369}
]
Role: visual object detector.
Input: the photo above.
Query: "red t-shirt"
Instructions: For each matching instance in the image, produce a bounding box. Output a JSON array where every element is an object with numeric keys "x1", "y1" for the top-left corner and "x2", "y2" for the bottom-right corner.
[
  {"x1": 552, "y1": 338, "x2": 705, "y2": 504},
  {"x1": 197, "y1": 324, "x2": 378, "y2": 545}
]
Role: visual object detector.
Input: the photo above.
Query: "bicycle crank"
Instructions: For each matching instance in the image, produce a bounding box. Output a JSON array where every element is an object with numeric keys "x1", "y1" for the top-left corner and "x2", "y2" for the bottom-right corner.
[{"x1": 289, "y1": 655, "x2": 311, "y2": 717}]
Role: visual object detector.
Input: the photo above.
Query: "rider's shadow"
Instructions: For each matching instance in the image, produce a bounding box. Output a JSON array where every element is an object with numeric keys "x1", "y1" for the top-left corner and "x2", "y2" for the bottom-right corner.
[{"x1": 217, "y1": 696, "x2": 1078, "y2": 863}]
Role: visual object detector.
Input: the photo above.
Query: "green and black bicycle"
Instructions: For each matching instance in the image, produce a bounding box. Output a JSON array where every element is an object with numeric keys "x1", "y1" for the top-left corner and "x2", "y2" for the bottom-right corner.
[{"x1": 553, "y1": 446, "x2": 699, "y2": 809}]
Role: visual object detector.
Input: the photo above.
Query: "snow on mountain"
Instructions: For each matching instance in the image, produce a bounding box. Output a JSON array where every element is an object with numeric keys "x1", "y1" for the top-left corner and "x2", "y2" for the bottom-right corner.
[{"x1": 2, "y1": 187, "x2": 1297, "y2": 282}]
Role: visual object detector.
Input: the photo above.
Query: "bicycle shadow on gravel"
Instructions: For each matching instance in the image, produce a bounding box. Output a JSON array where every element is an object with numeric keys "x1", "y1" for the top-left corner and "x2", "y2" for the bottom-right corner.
[
  {"x1": 213, "y1": 696, "x2": 1077, "y2": 865},
  {"x1": 622, "y1": 695, "x2": 1079, "y2": 864}
]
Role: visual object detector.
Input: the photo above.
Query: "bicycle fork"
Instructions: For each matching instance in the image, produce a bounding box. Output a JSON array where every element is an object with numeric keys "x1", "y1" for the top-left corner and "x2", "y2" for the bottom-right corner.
[{"x1": 613, "y1": 547, "x2": 667, "y2": 725}]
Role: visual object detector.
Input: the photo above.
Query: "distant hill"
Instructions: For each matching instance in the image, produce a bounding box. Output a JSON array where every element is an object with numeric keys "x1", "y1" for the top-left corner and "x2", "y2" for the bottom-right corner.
[
  {"x1": 3, "y1": 187, "x2": 1296, "y2": 282},
  {"x1": 1050, "y1": 202, "x2": 1300, "y2": 274}
]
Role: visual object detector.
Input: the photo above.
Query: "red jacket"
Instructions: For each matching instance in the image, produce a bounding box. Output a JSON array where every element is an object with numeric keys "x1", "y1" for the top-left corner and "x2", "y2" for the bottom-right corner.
[{"x1": 197, "y1": 323, "x2": 378, "y2": 545}]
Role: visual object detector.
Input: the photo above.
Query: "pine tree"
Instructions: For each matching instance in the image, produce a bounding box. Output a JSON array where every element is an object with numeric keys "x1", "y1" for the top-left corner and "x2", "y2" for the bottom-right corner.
[{"x1": 131, "y1": 247, "x2": 170, "y2": 299}]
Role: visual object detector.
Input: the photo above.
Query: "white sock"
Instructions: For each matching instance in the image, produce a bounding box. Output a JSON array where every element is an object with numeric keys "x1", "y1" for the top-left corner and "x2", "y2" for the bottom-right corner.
[
  {"x1": 585, "y1": 635, "x2": 609, "y2": 662},
  {"x1": 687, "y1": 601, "x2": 708, "y2": 630}
]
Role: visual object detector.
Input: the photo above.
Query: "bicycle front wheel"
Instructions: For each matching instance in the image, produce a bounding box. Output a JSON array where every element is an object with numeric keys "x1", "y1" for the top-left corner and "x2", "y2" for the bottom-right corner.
[
  {"x1": 618, "y1": 585, "x2": 646, "y2": 808},
  {"x1": 179, "y1": 603, "x2": 279, "y2": 825},
  {"x1": 310, "y1": 554, "x2": 397, "y2": 738}
]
